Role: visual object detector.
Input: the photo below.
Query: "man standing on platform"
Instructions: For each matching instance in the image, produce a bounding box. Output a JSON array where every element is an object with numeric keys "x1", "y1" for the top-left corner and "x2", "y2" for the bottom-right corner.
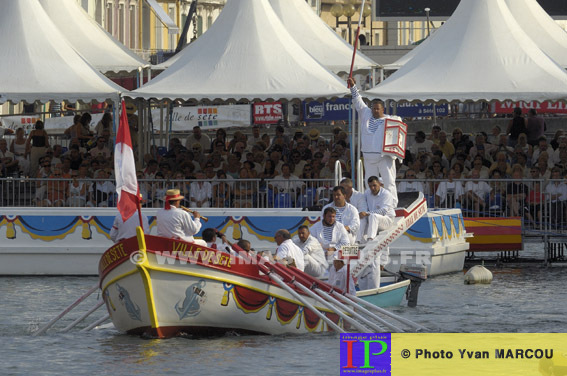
[
  {"x1": 348, "y1": 77, "x2": 400, "y2": 207},
  {"x1": 110, "y1": 211, "x2": 150, "y2": 243},
  {"x1": 274, "y1": 229, "x2": 305, "y2": 271},
  {"x1": 294, "y1": 225, "x2": 328, "y2": 278},
  {"x1": 157, "y1": 189, "x2": 206, "y2": 246}
]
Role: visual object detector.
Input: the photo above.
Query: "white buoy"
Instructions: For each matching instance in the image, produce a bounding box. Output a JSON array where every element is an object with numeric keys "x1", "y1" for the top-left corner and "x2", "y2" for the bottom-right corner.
[{"x1": 464, "y1": 265, "x2": 493, "y2": 284}]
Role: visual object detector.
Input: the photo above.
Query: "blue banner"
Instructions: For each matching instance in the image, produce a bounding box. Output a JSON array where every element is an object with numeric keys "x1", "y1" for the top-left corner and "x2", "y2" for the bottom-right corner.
[
  {"x1": 387, "y1": 102, "x2": 449, "y2": 117},
  {"x1": 303, "y1": 98, "x2": 351, "y2": 122}
]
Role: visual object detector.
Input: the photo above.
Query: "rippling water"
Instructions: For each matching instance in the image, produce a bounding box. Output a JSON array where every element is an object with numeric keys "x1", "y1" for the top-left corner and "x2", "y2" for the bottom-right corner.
[{"x1": 1, "y1": 245, "x2": 566, "y2": 375}]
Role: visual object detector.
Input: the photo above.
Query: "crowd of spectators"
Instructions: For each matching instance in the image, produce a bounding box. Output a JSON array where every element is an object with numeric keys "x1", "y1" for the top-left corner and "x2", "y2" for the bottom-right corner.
[{"x1": 1, "y1": 107, "x2": 566, "y2": 225}]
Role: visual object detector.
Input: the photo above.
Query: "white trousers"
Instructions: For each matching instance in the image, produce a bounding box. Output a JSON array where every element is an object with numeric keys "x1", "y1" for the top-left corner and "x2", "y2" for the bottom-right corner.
[
  {"x1": 357, "y1": 248, "x2": 389, "y2": 291},
  {"x1": 363, "y1": 153, "x2": 398, "y2": 207},
  {"x1": 366, "y1": 213, "x2": 393, "y2": 239},
  {"x1": 304, "y1": 253, "x2": 327, "y2": 278}
]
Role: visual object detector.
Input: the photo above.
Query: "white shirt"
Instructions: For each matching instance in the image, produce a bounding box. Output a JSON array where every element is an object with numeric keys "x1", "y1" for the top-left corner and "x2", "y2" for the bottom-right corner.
[
  {"x1": 545, "y1": 181, "x2": 567, "y2": 202},
  {"x1": 309, "y1": 221, "x2": 351, "y2": 249},
  {"x1": 322, "y1": 202, "x2": 360, "y2": 235},
  {"x1": 293, "y1": 235, "x2": 328, "y2": 277},
  {"x1": 365, "y1": 188, "x2": 395, "y2": 218},
  {"x1": 189, "y1": 181, "x2": 212, "y2": 203},
  {"x1": 464, "y1": 181, "x2": 492, "y2": 198},
  {"x1": 398, "y1": 181, "x2": 425, "y2": 193},
  {"x1": 110, "y1": 213, "x2": 150, "y2": 242},
  {"x1": 436, "y1": 181, "x2": 464, "y2": 205},
  {"x1": 348, "y1": 189, "x2": 368, "y2": 212},
  {"x1": 157, "y1": 206, "x2": 202, "y2": 242},
  {"x1": 270, "y1": 174, "x2": 304, "y2": 194},
  {"x1": 276, "y1": 239, "x2": 305, "y2": 271},
  {"x1": 328, "y1": 264, "x2": 356, "y2": 295}
]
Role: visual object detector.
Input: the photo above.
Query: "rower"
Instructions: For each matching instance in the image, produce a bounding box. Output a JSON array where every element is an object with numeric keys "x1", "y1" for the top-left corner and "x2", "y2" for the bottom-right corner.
[
  {"x1": 109, "y1": 211, "x2": 149, "y2": 242},
  {"x1": 328, "y1": 252, "x2": 356, "y2": 295},
  {"x1": 274, "y1": 229, "x2": 305, "y2": 271},
  {"x1": 156, "y1": 188, "x2": 207, "y2": 246}
]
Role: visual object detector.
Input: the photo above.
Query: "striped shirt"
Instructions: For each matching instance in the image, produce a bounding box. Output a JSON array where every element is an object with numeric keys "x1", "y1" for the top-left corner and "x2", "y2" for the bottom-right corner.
[
  {"x1": 334, "y1": 205, "x2": 346, "y2": 223},
  {"x1": 351, "y1": 85, "x2": 383, "y2": 134},
  {"x1": 322, "y1": 224, "x2": 334, "y2": 244}
]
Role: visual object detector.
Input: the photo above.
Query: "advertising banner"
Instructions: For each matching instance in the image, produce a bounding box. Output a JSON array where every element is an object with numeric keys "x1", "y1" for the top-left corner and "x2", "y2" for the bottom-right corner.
[
  {"x1": 150, "y1": 105, "x2": 251, "y2": 130},
  {"x1": 493, "y1": 100, "x2": 567, "y2": 114},
  {"x1": 253, "y1": 102, "x2": 283, "y2": 124},
  {"x1": 387, "y1": 102, "x2": 449, "y2": 117},
  {"x1": 304, "y1": 98, "x2": 351, "y2": 122}
]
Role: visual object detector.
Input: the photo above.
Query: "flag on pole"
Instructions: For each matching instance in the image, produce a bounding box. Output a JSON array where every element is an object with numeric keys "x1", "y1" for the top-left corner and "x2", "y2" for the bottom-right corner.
[{"x1": 114, "y1": 100, "x2": 139, "y2": 222}]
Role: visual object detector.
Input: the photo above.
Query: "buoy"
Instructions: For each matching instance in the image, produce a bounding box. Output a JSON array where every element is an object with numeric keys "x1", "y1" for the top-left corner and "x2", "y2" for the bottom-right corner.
[{"x1": 464, "y1": 265, "x2": 493, "y2": 284}]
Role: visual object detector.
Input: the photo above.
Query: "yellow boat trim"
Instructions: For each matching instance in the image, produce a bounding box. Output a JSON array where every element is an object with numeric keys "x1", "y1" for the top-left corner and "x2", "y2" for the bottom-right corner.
[
  {"x1": 101, "y1": 269, "x2": 139, "y2": 293},
  {"x1": 135, "y1": 227, "x2": 160, "y2": 331}
]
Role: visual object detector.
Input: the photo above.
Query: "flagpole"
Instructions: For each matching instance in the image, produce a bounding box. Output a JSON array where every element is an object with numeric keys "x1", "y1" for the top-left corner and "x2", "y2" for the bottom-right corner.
[{"x1": 347, "y1": 0, "x2": 366, "y2": 86}]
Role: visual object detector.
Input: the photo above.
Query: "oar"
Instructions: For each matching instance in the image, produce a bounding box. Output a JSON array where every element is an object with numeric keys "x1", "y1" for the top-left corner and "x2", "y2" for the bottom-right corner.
[
  {"x1": 266, "y1": 257, "x2": 372, "y2": 332},
  {"x1": 233, "y1": 247, "x2": 344, "y2": 333},
  {"x1": 345, "y1": 292, "x2": 428, "y2": 332}
]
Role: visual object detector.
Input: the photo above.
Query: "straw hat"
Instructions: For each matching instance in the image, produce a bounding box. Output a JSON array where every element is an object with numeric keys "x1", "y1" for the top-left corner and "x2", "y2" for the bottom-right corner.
[
  {"x1": 125, "y1": 102, "x2": 137, "y2": 115},
  {"x1": 308, "y1": 129, "x2": 320, "y2": 140},
  {"x1": 165, "y1": 189, "x2": 184, "y2": 201}
]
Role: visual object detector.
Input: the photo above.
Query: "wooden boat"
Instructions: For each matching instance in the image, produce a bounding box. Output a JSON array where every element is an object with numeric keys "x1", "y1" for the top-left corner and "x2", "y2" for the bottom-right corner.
[{"x1": 99, "y1": 232, "x2": 411, "y2": 338}]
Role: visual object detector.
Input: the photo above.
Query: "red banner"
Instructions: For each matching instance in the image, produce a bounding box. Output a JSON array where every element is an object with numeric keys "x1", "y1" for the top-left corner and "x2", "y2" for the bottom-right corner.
[
  {"x1": 253, "y1": 102, "x2": 283, "y2": 124},
  {"x1": 493, "y1": 100, "x2": 567, "y2": 114}
]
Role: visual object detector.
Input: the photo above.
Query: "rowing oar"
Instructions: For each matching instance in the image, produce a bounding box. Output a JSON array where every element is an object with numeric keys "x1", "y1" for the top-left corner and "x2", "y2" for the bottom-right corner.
[
  {"x1": 180, "y1": 206, "x2": 209, "y2": 222},
  {"x1": 229, "y1": 244, "x2": 344, "y2": 333},
  {"x1": 347, "y1": 0, "x2": 366, "y2": 87}
]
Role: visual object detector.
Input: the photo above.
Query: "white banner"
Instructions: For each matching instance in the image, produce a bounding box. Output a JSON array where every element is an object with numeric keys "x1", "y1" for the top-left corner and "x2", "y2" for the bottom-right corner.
[
  {"x1": 1, "y1": 113, "x2": 103, "y2": 133},
  {"x1": 150, "y1": 105, "x2": 251, "y2": 131}
]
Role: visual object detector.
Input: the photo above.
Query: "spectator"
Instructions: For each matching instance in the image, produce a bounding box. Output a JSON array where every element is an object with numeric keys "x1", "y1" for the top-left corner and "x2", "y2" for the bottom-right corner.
[
  {"x1": 550, "y1": 130, "x2": 565, "y2": 151},
  {"x1": 526, "y1": 180, "x2": 544, "y2": 226},
  {"x1": 398, "y1": 169, "x2": 425, "y2": 193},
  {"x1": 233, "y1": 167, "x2": 255, "y2": 208},
  {"x1": 89, "y1": 169, "x2": 116, "y2": 207},
  {"x1": 212, "y1": 170, "x2": 232, "y2": 208},
  {"x1": 505, "y1": 170, "x2": 529, "y2": 217},
  {"x1": 67, "y1": 170, "x2": 87, "y2": 207},
  {"x1": 451, "y1": 128, "x2": 474, "y2": 155},
  {"x1": 428, "y1": 125, "x2": 441, "y2": 144},
  {"x1": 516, "y1": 133, "x2": 533, "y2": 160},
  {"x1": 489, "y1": 151, "x2": 512, "y2": 178},
  {"x1": 269, "y1": 163, "x2": 303, "y2": 205},
  {"x1": 488, "y1": 169, "x2": 505, "y2": 211},
  {"x1": 94, "y1": 112, "x2": 113, "y2": 137},
  {"x1": 44, "y1": 167, "x2": 67, "y2": 207},
  {"x1": 435, "y1": 169, "x2": 464, "y2": 208},
  {"x1": 89, "y1": 137, "x2": 112, "y2": 159},
  {"x1": 545, "y1": 168, "x2": 567, "y2": 226},
  {"x1": 462, "y1": 169, "x2": 491, "y2": 214},
  {"x1": 506, "y1": 107, "x2": 527, "y2": 147},
  {"x1": 185, "y1": 126, "x2": 211, "y2": 152},
  {"x1": 189, "y1": 172, "x2": 212, "y2": 208},
  {"x1": 409, "y1": 131, "x2": 434, "y2": 158},
  {"x1": 526, "y1": 108, "x2": 545, "y2": 146},
  {"x1": 469, "y1": 132, "x2": 496, "y2": 162},
  {"x1": 34, "y1": 156, "x2": 52, "y2": 206},
  {"x1": 290, "y1": 150, "x2": 307, "y2": 176},
  {"x1": 437, "y1": 131, "x2": 455, "y2": 160},
  {"x1": 26, "y1": 120, "x2": 49, "y2": 177},
  {"x1": 534, "y1": 152, "x2": 552, "y2": 180},
  {"x1": 531, "y1": 137, "x2": 554, "y2": 166},
  {"x1": 222, "y1": 153, "x2": 242, "y2": 178},
  {"x1": 319, "y1": 152, "x2": 344, "y2": 180},
  {"x1": 9, "y1": 128, "x2": 30, "y2": 176},
  {"x1": 487, "y1": 125, "x2": 501, "y2": 145},
  {"x1": 0, "y1": 138, "x2": 19, "y2": 176}
]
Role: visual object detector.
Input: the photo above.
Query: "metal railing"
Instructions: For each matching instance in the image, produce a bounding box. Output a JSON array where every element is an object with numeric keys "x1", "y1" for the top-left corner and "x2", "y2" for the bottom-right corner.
[{"x1": 2, "y1": 177, "x2": 565, "y2": 234}]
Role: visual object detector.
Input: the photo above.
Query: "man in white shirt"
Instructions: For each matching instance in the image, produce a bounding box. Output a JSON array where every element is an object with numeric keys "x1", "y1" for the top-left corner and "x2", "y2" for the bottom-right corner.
[
  {"x1": 185, "y1": 126, "x2": 211, "y2": 151},
  {"x1": 322, "y1": 186, "x2": 360, "y2": 244},
  {"x1": 340, "y1": 178, "x2": 368, "y2": 243},
  {"x1": 157, "y1": 189, "x2": 206, "y2": 246},
  {"x1": 310, "y1": 207, "x2": 350, "y2": 263},
  {"x1": 110, "y1": 212, "x2": 150, "y2": 242},
  {"x1": 463, "y1": 169, "x2": 491, "y2": 213},
  {"x1": 328, "y1": 252, "x2": 356, "y2": 295},
  {"x1": 360, "y1": 176, "x2": 395, "y2": 241},
  {"x1": 397, "y1": 169, "x2": 425, "y2": 194},
  {"x1": 274, "y1": 229, "x2": 305, "y2": 271},
  {"x1": 348, "y1": 77, "x2": 400, "y2": 207},
  {"x1": 293, "y1": 225, "x2": 328, "y2": 278}
]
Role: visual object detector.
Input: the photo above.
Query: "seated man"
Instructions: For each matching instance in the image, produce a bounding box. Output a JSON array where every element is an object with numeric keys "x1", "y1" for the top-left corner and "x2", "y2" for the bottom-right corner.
[
  {"x1": 274, "y1": 229, "x2": 305, "y2": 271},
  {"x1": 110, "y1": 212, "x2": 150, "y2": 242},
  {"x1": 360, "y1": 176, "x2": 395, "y2": 241},
  {"x1": 462, "y1": 169, "x2": 491, "y2": 214},
  {"x1": 157, "y1": 189, "x2": 207, "y2": 246},
  {"x1": 309, "y1": 207, "x2": 350, "y2": 263},
  {"x1": 340, "y1": 178, "x2": 368, "y2": 243},
  {"x1": 322, "y1": 186, "x2": 360, "y2": 244},
  {"x1": 293, "y1": 225, "x2": 328, "y2": 278},
  {"x1": 328, "y1": 252, "x2": 356, "y2": 295},
  {"x1": 202, "y1": 227, "x2": 232, "y2": 253}
]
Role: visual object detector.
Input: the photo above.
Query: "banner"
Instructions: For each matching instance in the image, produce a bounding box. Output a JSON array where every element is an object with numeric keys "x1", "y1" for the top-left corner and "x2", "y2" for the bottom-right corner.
[
  {"x1": 253, "y1": 102, "x2": 283, "y2": 124},
  {"x1": 387, "y1": 102, "x2": 449, "y2": 117},
  {"x1": 340, "y1": 333, "x2": 567, "y2": 375},
  {"x1": 493, "y1": 100, "x2": 567, "y2": 114},
  {"x1": 304, "y1": 98, "x2": 351, "y2": 122},
  {"x1": 1, "y1": 113, "x2": 103, "y2": 132},
  {"x1": 150, "y1": 105, "x2": 251, "y2": 131}
]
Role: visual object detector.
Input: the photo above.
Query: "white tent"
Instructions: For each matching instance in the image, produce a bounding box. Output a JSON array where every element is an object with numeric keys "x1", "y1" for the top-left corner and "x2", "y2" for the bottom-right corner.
[
  {"x1": 39, "y1": 0, "x2": 148, "y2": 73},
  {"x1": 0, "y1": 0, "x2": 123, "y2": 104},
  {"x1": 132, "y1": 0, "x2": 349, "y2": 102},
  {"x1": 505, "y1": 0, "x2": 567, "y2": 69},
  {"x1": 268, "y1": 0, "x2": 376, "y2": 73},
  {"x1": 364, "y1": 0, "x2": 567, "y2": 103}
]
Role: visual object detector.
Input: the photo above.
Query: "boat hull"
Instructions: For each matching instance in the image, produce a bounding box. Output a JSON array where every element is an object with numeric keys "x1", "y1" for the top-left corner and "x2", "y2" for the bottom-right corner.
[{"x1": 356, "y1": 280, "x2": 410, "y2": 308}]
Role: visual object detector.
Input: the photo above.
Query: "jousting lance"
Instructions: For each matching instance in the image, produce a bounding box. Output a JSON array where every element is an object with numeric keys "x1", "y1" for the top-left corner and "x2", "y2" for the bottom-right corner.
[{"x1": 347, "y1": 0, "x2": 366, "y2": 87}]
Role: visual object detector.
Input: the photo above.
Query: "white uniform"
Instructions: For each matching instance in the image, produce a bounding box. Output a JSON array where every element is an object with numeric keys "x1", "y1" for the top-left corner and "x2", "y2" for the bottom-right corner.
[
  {"x1": 157, "y1": 206, "x2": 206, "y2": 245},
  {"x1": 109, "y1": 213, "x2": 150, "y2": 242},
  {"x1": 351, "y1": 85, "x2": 400, "y2": 206},
  {"x1": 276, "y1": 239, "x2": 305, "y2": 271},
  {"x1": 364, "y1": 187, "x2": 395, "y2": 239},
  {"x1": 321, "y1": 202, "x2": 360, "y2": 244},
  {"x1": 309, "y1": 221, "x2": 350, "y2": 264},
  {"x1": 347, "y1": 189, "x2": 368, "y2": 242},
  {"x1": 328, "y1": 264, "x2": 356, "y2": 295},
  {"x1": 293, "y1": 235, "x2": 328, "y2": 278}
]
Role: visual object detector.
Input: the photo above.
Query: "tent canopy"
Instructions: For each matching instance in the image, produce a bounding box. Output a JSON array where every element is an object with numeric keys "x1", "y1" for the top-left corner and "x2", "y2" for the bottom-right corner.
[
  {"x1": 364, "y1": 0, "x2": 567, "y2": 103},
  {"x1": 505, "y1": 0, "x2": 567, "y2": 69},
  {"x1": 39, "y1": 0, "x2": 148, "y2": 73},
  {"x1": 131, "y1": 0, "x2": 349, "y2": 102},
  {"x1": 0, "y1": 0, "x2": 123, "y2": 105},
  {"x1": 269, "y1": 0, "x2": 376, "y2": 74}
]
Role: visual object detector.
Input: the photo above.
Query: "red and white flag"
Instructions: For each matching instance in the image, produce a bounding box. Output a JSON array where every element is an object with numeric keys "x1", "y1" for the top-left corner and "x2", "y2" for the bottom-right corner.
[{"x1": 114, "y1": 100, "x2": 139, "y2": 222}]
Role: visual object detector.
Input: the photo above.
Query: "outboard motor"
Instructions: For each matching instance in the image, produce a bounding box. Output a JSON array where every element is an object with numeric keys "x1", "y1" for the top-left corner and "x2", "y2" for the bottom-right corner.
[{"x1": 399, "y1": 264, "x2": 428, "y2": 307}]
